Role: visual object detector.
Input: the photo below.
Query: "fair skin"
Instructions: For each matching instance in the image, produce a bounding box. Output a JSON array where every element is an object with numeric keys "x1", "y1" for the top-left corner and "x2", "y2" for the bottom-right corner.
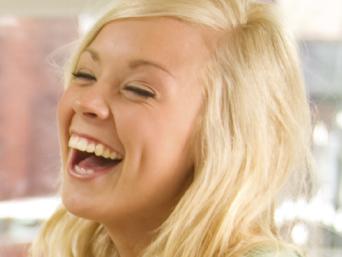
[{"x1": 57, "y1": 17, "x2": 216, "y2": 257}]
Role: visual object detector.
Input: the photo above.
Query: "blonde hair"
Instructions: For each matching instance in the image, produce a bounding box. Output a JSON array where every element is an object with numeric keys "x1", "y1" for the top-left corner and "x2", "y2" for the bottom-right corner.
[{"x1": 30, "y1": 0, "x2": 313, "y2": 256}]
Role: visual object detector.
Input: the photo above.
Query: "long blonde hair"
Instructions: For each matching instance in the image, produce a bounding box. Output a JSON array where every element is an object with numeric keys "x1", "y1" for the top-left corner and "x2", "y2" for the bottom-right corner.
[{"x1": 30, "y1": 0, "x2": 313, "y2": 256}]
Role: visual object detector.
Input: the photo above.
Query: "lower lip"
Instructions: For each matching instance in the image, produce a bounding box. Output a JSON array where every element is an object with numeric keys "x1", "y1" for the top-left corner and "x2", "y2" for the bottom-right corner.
[{"x1": 67, "y1": 152, "x2": 121, "y2": 180}]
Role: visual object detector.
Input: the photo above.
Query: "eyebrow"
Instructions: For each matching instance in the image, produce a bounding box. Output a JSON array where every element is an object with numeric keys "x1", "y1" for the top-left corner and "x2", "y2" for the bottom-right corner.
[
  {"x1": 83, "y1": 48, "x2": 175, "y2": 78},
  {"x1": 84, "y1": 48, "x2": 100, "y2": 62}
]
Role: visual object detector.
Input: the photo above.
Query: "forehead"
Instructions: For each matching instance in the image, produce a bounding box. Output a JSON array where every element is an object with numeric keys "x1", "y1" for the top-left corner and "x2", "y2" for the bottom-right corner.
[{"x1": 84, "y1": 17, "x2": 215, "y2": 78}]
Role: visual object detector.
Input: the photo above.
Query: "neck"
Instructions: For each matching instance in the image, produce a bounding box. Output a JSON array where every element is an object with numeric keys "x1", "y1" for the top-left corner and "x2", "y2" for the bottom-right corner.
[
  {"x1": 104, "y1": 213, "x2": 163, "y2": 257},
  {"x1": 104, "y1": 176, "x2": 192, "y2": 256}
]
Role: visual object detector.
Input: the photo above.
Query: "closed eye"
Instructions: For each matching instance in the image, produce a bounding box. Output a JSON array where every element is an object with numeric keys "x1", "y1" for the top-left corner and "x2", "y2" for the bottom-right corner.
[
  {"x1": 71, "y1": 71, "x2": 155, "y2": 99},
  {"x1": 72, "y1": 71, "x2": 96, "y2": 81},
  {"x1": 124, "y1": 85, "x2": 155, "y2": 98}
]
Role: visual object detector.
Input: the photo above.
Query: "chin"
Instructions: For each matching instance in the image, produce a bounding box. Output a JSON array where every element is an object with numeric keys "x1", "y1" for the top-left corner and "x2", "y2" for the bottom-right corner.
[{"x1": 61, "y1": 184, "x2": 100, "y2": 221}]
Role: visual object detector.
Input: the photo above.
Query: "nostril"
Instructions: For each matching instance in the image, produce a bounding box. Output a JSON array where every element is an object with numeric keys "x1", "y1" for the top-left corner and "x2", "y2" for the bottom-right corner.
[
  {"x1": 84, "y1": 112, "x2": 98, "y2": 118},
  {"x1": 74, "y1": 98, "x2": 110, "y2": 119},
  {"x1": 74, "y1": 97, "x2": 109, "y2": 119}
]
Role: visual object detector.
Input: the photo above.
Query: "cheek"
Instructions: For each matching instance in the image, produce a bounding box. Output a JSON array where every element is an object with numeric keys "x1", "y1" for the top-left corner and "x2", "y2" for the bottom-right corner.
[
  {"x1": 57, "y1": 90, "x2": 75, "y2": 163},
  {"x1": 137, "y1": 121, "x2": 195, "y2": 208},
  {"x1": 113, "y1": 100, "x2": 196, "y2": 182},
  {"x1": 110, "y1": 105, "x2": 189, "y2": 184}
]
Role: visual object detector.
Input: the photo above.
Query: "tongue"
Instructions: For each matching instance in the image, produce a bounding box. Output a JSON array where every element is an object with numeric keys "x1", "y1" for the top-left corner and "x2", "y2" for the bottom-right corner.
[{"x1": 78, "y1": 155, "x2": 118, "y2": 170}]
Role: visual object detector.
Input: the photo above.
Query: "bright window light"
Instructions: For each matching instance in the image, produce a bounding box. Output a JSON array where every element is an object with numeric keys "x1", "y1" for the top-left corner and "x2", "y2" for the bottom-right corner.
[
  {"x1": 336, "y1": 111, "x2": 342, "y2": 129},
  {"x1": 313, "y1": 121, "x2": 329, "y2": 146},
  {"x1": 78, "y1": 14, "x2": 96, "y2": 35},
  {"x1": 0, "y1": 196, "x2": 61, "y2": 220},
  {"x1": 0, "y1": 16, "x2": 18, "y2": 27},
  {"x1": 291, "y1": 223, "x2": 309, "y2": 245}
]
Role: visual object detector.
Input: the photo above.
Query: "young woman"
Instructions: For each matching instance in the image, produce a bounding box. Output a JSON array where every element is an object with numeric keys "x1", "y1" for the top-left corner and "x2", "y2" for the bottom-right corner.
[{"x1": 30, "y1": 0, "x2": 313, "y2": 256}]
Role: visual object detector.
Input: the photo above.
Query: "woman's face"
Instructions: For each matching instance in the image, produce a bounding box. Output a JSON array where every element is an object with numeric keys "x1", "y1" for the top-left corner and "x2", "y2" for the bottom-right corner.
[{"x1": 58, "y1": 17, "x2": 213, "y2": 225}]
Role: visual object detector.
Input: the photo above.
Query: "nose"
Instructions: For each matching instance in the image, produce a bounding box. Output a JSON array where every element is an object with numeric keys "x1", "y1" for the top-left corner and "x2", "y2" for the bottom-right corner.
[{"x1": 72, "y1": 89, "x2": 110, "y2": 120}]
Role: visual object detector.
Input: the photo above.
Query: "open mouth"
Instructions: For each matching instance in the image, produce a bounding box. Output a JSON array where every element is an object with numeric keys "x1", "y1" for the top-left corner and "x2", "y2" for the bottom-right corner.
[{"x1": 69, "y1": 149, "x2": 122, "y2": 177}]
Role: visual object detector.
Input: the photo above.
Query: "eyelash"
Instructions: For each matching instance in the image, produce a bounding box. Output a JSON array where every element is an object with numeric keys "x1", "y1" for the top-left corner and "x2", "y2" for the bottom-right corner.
[
  {"x1": 72, "y1": 71, "x2": 96, "y2": 81},
  {"x1": 124, "y1": 85, "x2": 155, "y2": 98},
  {"x1": 71, "y1": 71, "x2": 155, "y2": 99}
]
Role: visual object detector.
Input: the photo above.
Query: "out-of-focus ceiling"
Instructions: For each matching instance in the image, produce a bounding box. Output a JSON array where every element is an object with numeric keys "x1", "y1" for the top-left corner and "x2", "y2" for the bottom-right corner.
[
  {"x1": 0, "y1": 0, "x2": 341, "y2": 40},
  {"x1": 0, "y1": 0, "x2": 107, "y2": 17},
  {"x1": 0, "y1": 0, "x2": 84, "y2": 16},
  {"x1": 0, "y1": 0, "x2": 341, "y2": 98}
]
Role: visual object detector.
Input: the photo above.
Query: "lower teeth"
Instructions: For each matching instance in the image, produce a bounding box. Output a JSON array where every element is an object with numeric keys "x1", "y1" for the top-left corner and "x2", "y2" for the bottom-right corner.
[{"x1": 74, "y1": 165, "x2": 95, "y2": 176}]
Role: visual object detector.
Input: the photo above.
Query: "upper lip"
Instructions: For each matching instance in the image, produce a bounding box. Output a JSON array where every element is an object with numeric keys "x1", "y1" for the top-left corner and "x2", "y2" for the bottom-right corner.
[{"x1": 69, "y1": 129, "x2": 124, "y2": 156}]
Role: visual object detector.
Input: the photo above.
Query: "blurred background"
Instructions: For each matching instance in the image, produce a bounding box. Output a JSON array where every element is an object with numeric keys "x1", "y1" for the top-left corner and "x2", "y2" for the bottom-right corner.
[{"x1": 0, "y1": 0, "x2": 341, "y2": 256}]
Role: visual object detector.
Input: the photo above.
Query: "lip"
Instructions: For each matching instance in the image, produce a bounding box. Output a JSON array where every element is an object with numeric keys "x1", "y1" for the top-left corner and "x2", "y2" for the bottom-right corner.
[
  {"x1": 69, "y1": 129, "x2": 123, "y2": 156},
  {"x1": 67, "y1": 149, "x2": 122, "y2": 180}
]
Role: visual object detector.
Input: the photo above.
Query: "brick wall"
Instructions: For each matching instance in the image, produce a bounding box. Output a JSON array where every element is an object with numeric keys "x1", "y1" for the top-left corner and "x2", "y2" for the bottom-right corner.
[
  {"x1": 0, "y1": 243, "x2": 29, "y2": 257},
  {"x1": 0, "y1": 18, "x2": 78, "y2": 200}
]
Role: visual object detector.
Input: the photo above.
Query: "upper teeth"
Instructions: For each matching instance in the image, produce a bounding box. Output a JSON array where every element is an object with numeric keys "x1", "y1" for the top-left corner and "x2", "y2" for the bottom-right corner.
[{"x1": 68, "y1": 135, "x2": 123, "y2": 160}]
